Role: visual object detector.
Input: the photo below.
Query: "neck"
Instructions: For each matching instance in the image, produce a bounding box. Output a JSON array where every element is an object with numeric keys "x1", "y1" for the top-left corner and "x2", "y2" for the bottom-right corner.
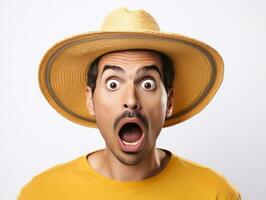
[{"x1": 87, "y1": 148, "x2": 170, "y2": 181}]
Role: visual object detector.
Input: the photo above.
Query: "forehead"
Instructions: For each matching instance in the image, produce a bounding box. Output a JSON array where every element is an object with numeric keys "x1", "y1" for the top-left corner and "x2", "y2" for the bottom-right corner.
[{"x1": 98, "y1": 50, "x2": 163, "y2": 71}]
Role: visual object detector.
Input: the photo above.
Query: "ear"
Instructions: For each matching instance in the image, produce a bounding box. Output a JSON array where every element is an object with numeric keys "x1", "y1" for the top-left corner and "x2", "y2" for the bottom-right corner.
[
  {"x1": 166, "y1": 88, "x2": 174, "y2": 117},
  {"x1": 85, "y1": 86, "x2": 95, "y2": 116}
]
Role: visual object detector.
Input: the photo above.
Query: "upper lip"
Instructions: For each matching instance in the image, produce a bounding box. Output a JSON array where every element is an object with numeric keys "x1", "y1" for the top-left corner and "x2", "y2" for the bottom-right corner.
[{"x1": 116, "y1": 118, "x2": 145, "y2": 137}]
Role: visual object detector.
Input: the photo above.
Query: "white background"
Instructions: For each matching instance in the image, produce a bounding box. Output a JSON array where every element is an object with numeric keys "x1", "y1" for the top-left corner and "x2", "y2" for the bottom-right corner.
[{"x1": 1, "y1": 0, "x2": 265, "y2": 199}]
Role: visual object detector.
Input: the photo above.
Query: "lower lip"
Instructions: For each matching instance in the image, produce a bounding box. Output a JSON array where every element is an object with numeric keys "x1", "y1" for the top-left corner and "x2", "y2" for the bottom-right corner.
[{"x1": 118, "y1": 133, "x2": 145, "y2": 152}]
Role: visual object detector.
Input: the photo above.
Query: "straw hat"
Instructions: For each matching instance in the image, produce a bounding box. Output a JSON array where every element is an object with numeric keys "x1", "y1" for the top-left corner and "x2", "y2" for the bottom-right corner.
[{"x1": 39, "y1": 7, "x2": 224, "y2": 128}]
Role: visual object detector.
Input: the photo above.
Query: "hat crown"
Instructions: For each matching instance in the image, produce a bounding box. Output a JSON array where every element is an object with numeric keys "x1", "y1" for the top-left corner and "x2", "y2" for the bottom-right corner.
[{"x1": 100, "y1": 7, "x2": 160, "y2": 32}]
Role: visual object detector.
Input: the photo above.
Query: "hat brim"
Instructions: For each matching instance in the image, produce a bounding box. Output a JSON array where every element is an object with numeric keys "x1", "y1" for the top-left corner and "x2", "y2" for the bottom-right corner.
[{"x1": 39, "y1": 31, "x2": 223, "y2": 128}]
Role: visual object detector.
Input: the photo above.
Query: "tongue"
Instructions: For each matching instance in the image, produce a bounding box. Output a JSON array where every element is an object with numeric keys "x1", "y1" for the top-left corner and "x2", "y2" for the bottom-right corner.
[{"x1": 120, "y1": 124, "x2": 142, "y2": 143}]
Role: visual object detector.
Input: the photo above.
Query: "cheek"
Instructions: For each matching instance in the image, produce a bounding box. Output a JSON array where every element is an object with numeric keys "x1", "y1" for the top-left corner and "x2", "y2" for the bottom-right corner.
[
  {"x1": 93, "y1": 89, "x2": 120, "y2": 139},
  {"x1": 94, "y1": 91, "x2": 117, "y2": 113},
  {"x1": 141, "y1": 85, "x2": 167, "y2": 131}
]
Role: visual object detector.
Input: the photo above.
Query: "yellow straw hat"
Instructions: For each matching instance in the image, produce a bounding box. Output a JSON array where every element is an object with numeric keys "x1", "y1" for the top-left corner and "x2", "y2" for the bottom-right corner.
[{"x1": 39, "y1": 7, "x2": 224, "y2": 128}]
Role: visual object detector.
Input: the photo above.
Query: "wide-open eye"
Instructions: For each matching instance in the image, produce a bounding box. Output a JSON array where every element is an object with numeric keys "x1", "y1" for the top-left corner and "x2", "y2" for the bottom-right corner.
[
  {"x1": 140, "y1": 79, "x2": 156, "y2": 90},
  {"x1": 106, "y1": 79, "x2": 120, "y2": 91}
]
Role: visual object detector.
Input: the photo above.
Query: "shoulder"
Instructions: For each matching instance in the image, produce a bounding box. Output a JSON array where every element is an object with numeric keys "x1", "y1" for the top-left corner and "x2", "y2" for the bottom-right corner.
[
  {"x1": 172, "y1": 154, "x2": 241, "y2": 199},
  {"x1": 18, "y1": 155, "x2": 85, "y2": 199}
]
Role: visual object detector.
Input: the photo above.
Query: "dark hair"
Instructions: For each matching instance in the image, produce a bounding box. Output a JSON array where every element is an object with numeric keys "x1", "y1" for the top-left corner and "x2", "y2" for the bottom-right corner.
[{"x1": 87, "y1": 50, "x2": 175, "y2": 95}]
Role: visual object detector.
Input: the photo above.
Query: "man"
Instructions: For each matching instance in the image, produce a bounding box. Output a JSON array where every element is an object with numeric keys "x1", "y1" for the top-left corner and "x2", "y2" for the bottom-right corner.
[{"x1": 18, "y1": 7, "x2": 241, "y2": 199}]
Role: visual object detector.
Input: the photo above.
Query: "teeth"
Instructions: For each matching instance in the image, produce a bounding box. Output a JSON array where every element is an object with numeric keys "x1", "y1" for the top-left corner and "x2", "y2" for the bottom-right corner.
[{"x1": 122, "y1": 139, "x2": 141, "y2": 146}]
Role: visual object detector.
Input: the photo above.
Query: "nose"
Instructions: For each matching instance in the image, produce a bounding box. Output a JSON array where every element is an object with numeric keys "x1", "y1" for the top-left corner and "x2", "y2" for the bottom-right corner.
[{"x1": 123, "y1": 85, "x2": 140, "y2": 110}]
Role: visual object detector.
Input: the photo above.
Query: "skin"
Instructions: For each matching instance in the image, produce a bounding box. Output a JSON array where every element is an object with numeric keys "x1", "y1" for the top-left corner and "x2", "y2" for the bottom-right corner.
[{"x1": 86, "y1": 50, "x2": 174, "y2": 181}]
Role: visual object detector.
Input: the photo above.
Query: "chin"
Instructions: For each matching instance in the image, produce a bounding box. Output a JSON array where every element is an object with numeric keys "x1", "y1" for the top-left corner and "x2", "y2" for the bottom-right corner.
[
  {"x1": 117, "y1": 155, "x2": 143, "y2": 166},
  {"x1": 114, "y1": 149, "x2": 147, "y2": 166}
]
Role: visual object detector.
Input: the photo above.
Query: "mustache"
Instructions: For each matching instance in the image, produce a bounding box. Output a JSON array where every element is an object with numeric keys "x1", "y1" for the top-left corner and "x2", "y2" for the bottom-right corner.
[{"x1": 113, "y1": 110, "x2": 148, "y2": 131}]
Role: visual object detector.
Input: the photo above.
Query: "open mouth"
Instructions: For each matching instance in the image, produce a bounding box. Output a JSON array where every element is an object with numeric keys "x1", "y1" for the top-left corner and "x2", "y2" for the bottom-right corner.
[{"x1": 118, "y1": 122, "x2": 145, "y2": 152}]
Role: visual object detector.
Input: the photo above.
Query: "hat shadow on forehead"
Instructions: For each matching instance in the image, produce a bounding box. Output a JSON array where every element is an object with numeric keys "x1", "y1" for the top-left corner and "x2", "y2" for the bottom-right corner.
[{"x1": 38, "y1": 7, "x2": 224, "y2": 128}]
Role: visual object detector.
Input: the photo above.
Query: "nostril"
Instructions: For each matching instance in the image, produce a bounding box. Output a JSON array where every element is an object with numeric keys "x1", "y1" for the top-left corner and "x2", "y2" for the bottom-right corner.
[
  {"x1": 124, "y1": 104, "x2": 138, "y2": 109},
  {"x1": 133, "y1": 105, "x2": 138, "y2": 109}
]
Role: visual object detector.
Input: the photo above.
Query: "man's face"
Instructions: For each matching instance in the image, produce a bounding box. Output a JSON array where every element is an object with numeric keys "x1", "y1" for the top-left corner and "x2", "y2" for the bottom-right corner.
[{"x1": 86, "y1": 50, "x2": 173, "y2": 166}]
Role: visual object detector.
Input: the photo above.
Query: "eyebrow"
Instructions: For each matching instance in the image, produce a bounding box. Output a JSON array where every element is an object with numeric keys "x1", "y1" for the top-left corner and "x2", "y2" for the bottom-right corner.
[
  {"x1": 136, "y1": 65, "x2": 162, "y2": 78},
  {"x1": 100, "y1": 65, "x2": 125, "y2": 78},
  {"x1": 100, "y1": 64, "x2": 162, "y2": 78}
]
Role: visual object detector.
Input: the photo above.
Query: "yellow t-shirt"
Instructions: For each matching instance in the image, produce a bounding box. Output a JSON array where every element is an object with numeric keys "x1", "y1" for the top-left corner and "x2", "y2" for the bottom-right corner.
[{"x1": 18, "y1": 150, "x2": 241, "y2": 200}]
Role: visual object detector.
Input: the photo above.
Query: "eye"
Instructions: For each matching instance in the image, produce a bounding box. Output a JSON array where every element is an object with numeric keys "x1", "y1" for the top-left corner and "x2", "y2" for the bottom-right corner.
[
  {"x1": 140, "y1": 79, "x2": 156, "y2": 90},
  {"x1": 106, "y1": 79, "x2": 120, "y2": 91}
]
